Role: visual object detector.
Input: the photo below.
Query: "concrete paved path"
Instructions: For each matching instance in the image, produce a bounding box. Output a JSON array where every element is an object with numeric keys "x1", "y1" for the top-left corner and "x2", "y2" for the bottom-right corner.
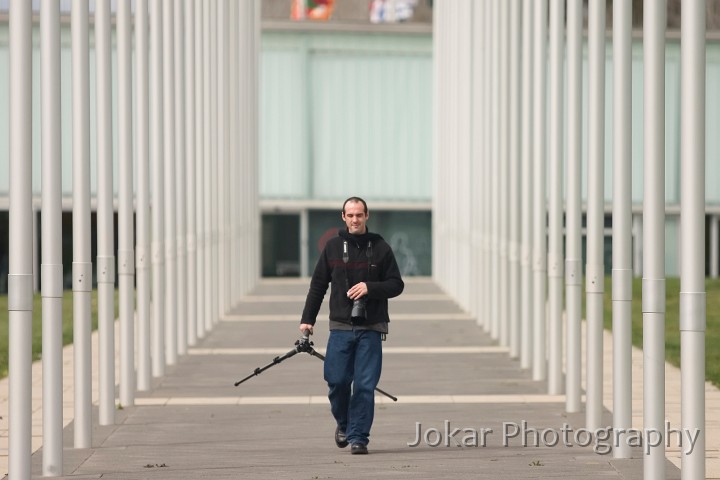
[{"x1": 7, "y1": 278, "x2": 690, "y2": 478}]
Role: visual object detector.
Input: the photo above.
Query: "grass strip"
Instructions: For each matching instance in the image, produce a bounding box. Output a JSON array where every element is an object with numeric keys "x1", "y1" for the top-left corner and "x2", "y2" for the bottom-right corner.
[{"x1": 0, "y1": 290, "x2": 108, "y2": 378}]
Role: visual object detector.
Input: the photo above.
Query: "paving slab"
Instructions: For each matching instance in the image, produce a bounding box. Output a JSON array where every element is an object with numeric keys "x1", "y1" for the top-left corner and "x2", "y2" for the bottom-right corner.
[{"x1": 14, "y1": 278, "x2": 684, "y2": 478}]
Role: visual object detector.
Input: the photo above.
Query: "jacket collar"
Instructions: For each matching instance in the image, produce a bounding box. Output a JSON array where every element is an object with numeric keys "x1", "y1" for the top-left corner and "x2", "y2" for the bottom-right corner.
[{"x1": 338, "y1": 228, "x2": 382, "y2": 249}]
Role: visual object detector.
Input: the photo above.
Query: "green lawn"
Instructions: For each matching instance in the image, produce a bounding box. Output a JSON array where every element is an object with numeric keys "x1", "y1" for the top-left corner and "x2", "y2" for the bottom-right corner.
[
  {"x1": 0, "y1": 281, "x2": 718, "y2": 388},
  {"x1": 602, "y1": 277, "x2": 720, "y2": 389},
  {"x1": 0, "y1": 290, "x2": 106, "y2": 378}
]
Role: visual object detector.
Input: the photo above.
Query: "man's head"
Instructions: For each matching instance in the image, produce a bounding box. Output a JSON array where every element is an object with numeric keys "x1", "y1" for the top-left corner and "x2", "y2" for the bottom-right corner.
[{"x1": 342, "y1": 197, "x2": 369, "y2": 235}]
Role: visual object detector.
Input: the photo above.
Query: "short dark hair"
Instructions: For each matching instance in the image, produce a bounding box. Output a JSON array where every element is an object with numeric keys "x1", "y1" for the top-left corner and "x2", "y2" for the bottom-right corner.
[{"x1": 342, "y1": 196, "x2": 368, "y2": 214}]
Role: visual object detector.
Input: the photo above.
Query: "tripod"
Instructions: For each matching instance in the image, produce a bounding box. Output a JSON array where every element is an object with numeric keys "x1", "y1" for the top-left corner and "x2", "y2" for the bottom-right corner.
[{"x1": 233, "y1": 335, "x2": 398, "y2": 402}]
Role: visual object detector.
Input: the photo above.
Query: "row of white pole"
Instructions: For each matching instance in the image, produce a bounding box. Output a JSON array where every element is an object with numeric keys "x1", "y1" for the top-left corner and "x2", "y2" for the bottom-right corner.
[
  {"x1": 8, "y1": 1, "x2": 261, "y2": 477},
  {"x1": 433, "y1": 0, "x2": 707, "y2": 477}
]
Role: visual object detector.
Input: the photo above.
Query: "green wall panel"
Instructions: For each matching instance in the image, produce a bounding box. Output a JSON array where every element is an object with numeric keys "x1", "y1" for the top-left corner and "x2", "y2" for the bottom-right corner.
[
  {"x1": 310, "y1": 51, "x2": 431, "y2": 201},
  {"x1": 260, "y1": 47, "x2": 310, "y2": 198},
  {"x1": 260, "y1": 31, "x2": 433, "y2": 203}
]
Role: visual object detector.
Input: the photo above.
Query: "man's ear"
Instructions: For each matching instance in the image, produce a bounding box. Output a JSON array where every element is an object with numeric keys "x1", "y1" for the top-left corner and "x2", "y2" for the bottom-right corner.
[{"x1": 341, "y1": 211, "x2": 346, "y2": 221}]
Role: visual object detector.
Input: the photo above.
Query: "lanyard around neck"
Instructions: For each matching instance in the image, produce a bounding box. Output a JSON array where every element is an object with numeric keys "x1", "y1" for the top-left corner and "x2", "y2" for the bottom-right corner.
[{"x1": 343, "y1": 239, "x2": 373, "y2": 290}]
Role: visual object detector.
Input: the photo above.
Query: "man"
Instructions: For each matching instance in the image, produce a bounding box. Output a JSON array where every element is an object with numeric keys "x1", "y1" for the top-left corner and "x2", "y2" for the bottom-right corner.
[{"x1": 300, "y1": 197, "x2": 404, "y2": 455}]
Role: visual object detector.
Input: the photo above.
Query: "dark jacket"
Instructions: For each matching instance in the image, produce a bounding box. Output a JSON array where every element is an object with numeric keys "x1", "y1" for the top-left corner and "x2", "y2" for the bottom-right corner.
[{"x1": 301, "y1": 229, "x2": 404, "y2": 328}]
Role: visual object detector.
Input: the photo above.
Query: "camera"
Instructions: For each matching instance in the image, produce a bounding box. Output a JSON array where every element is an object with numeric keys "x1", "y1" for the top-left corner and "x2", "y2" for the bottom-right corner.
[{"x1": 351, "y1": 298, "x2": 367, "y2": 319}]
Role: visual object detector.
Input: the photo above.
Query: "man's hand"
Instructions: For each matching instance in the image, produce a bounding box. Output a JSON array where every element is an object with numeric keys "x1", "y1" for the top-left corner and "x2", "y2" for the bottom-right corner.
[
  {"x1": 347, "y1": 282, "x2": 368, "y2": 300},
  {"x1": 299, "y1": 323, "x2": 314, "y2": 336}
]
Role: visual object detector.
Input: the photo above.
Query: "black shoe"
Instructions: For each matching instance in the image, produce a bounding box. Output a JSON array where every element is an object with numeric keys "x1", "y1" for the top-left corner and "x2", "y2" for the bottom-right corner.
[
  {"x1": 335, "y1": 426, "x2": 349, "y2": 448},
  {"x1": 350, "y1": 443, "x2": 368, "y2": 455}
]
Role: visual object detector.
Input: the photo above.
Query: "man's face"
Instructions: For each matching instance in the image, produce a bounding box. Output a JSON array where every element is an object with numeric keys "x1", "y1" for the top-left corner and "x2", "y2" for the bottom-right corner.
[{"x1": 342, "y1": 201, "x2": 368, "y2": 235}]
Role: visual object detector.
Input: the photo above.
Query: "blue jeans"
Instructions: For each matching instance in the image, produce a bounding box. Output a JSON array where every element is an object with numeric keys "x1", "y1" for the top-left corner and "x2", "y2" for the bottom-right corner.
[{"x1": 323, "y1": 329, "x2": 383, "y2": 446}]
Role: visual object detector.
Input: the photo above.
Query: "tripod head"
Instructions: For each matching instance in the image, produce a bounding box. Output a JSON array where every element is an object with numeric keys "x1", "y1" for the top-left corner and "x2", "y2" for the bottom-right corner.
[
  {"x1": 295, "y1": 334, "x2": 314, "y2": 353},
  {"x1": 233, "y1": 334, "x2": 322, "y2": 387}
]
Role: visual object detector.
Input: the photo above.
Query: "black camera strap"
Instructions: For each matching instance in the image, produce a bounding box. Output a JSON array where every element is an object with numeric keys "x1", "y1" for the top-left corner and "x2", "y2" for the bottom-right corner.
[
  {"x1": 343, "y1": 240, "x2": 350, "y2": 291},
  {"x1": 342, "y1": 239, "x2": 372, "y2": 292}
]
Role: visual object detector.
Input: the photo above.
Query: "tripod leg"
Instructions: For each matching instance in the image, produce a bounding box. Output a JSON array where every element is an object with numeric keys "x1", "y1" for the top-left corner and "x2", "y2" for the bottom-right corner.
[
  {"x1": 373, "y1": 386, "x2": 398, "y2": 402},
  {"x1": 233, "y1": 348, "x2": 300, "y2": 386},
  {"x1": 307, "y1": 350, "x2": 325, "y2": 361}
]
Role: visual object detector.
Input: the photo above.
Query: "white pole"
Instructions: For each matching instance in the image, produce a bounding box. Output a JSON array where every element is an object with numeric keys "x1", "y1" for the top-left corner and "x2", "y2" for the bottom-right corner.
[
  {"x1": 586, "y1": 0, "x2": 606, "y2": 431},
  {"x1": 434, "y1": 0, "x2": 441, "y2": 288},
  {"x1": 251, "y1": 0, "x2": 260, "y2": 293},
  {"x1": 244, "y1": 0, "x2": 252, "y2": 292},
  {"x1": 229, "y1": 0, "x2": 239, "y2": 306},
  {"x1": 163, "y1": 0, "x2": 178, "y2": 367},
  {"x1": 196, "y1": 0, "x2": 207, "y2": 340},
  {"x1": 463, "y1": 0, "x2": 473, "y2": 311},
  {"x1": 449, "y1": 2, "x2": 457, "y2": 309},
  {"x1": 136, "y1": 0, "x2": 152, "y2": 391},
  {"x1": 547, "y1": 0, "x2": 564, "y2": 395},
  {"x1": 251, "y1": 0, "x2": 261, "y2": 293},
  {"x1": 508, "y1": 0, "x2": 521, "y2": 360},
  {"x1": 203, "y1": 0, "x2": 212, "y2": 333},
  {"x1": 118, "y1": 0, "x2": 135, "y2": 408},
  {"x1": 175, "y1": 0, "x2": 188, "y2": 356},
  {"x1": 228, "y1": 0, "x2": 236, "y2": 301},
  {"x1": 449, "y1": 0, "x2": 460, "y2": 307},
  {"x1": 218, "y1": 0, "x2": 228, "y2": 316},
  {"x1": 243, "y1": 0, "x2": 249, "y2": 293},
  {"x1": 431, "y1": 0, "x2": 440, "y2": 289},
  {"x1": 467, "y1": 0, "x2": 476, "y2": 318},
  {"x1": 498, "y1": 0, "x2": 510, "y2": 347},
  {"x1": 208, "y1": 0, "x2": 215, "y2": 320},
  {"x1": 482, "y1": 0, "x2": 492, "y2": 332},
  {"x1": 72, "y1": 0, "x2": 93, "y2": 448},
  {"x1": 643, "y1": 1, "x2": 666, "y2": 476},
  {"x1": 211, "y1": 0, "x2": 219, "y2": 327},
  {"x1": 8, "y1": 0, "x2": 33, "y2": 476},
  {"x1": 204, "y1": 0, "x2": 214, "y2": 333},
  {"x1": 229, "y1": 0, "x2": 236, "y2": 308},
  {"x1": 612, "y1": 0, "x2": 632, "y2": 459},
  {"x1": 185, "y1": 0, "x2": 198, "y2": 347},
  {"x1": 519, "y1": 0, "x2": 534, "y2": 370},
  {"x1": 490, "y1": 0, "x2": 500, "y2": 341},
  {"x1": 471, "y1": 0, "x2": 486, "y2": 328},
  {"x1": 150, "y1": 0, "x2": 166, "y2": 378},
  {"x1": 96, "y1": 0, "x2": 116, "y2": 428},
  {"x1": 565, "y1": 0, "x2": 583, "y2": 414},
  {"x1": 458, "y1": 0, "x2": 472, "y2": 313},
  {"x1": 442, "y1": 0, "x2": 456, "y2": 291},
  {"x1": 243, "y1": 0, "x2": 251, "y2": 287},
  {"x1": 447, "y1": 0, "x2": 459, "y2": 303},
  {"x1": 680, "y1": 1, "x2": 706, "y2": 478},
  {"x1": 40, "y1": 0, "x2": 63, "y2": 474},
  {"x1": 711, "y1": 215, "x2": 719, "y2": 278},
  {"x1": 454, "y1": 0, "x2": 461, "y2": 305},
  {"x1": 444, "y1": 0, "x2": 453, "y2": 299},
  {"x1": 239, "y1": 0, "x2": 245, "y2": 296},
  {"x1": 532, "y1": 0, "x2": 548, "y2": 382}
]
